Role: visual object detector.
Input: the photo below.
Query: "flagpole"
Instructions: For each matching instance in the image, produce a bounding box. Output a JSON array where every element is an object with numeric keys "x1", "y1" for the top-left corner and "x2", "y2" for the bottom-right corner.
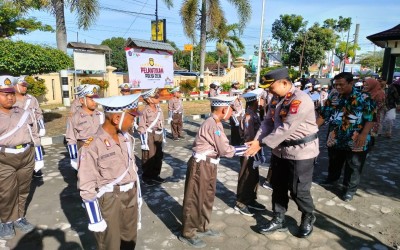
[{"x1": 255, "y1": 0, "x2": 266, "y2": 88}]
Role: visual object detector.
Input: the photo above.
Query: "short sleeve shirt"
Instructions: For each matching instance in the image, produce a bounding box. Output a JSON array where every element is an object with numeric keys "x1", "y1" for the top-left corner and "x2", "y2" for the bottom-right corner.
[{"x1": 319, "y1": 87, "x2": 377, "y2": 151}]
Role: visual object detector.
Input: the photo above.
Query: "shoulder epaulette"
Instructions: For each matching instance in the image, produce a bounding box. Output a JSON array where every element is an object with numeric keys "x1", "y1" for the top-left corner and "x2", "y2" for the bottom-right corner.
[{"x1": 84, "y1": 137, "x2": 94, "y2": 147}]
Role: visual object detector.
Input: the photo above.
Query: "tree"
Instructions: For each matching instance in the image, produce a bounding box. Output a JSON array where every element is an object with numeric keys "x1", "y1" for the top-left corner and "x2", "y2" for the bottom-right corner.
[
  {"x1": 271, "y1": 14, "x2": 307, "y2": 58},
  {"x1": 26, "y1": 76, "x2": 47, "y2": 97},
  {"x1": 101, "y1": 37, "x2": 127, "y2": 72},
  {"x1": 14, "y1": 0, "x2": 100, "y2": 52},
  {"x1": 335, "y1": 41, "x2": 360, "y2": 64},
  {"x1": 0, "y1": 0, "x2": 53, "y2": 38},
  {"x1": 357, "y1": 50, "x2": 384, "y2": 72},
  {"x1": 0, "y1": 39, "x2": 72, "y2": 75},
  {"x1": 180, "y1": 0, "x2": 251, "y2": 90},
  {"x1": 208, "y1": 21, "x2": 245, "y2": 75}
]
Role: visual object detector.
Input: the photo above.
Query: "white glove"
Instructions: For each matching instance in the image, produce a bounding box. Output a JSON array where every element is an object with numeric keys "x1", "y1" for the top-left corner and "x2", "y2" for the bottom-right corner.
[
  {"x1": 167, "y1": 118, "x2": 172, "y2": 124},
  {"x1": 39, "y1": 128, "x2": 46, "y2": 137},
  {"x1": 70, "y1": 159, "x2": 78, "y2": 170},
  {"x1": 88, "y1": 219, "x2": 107, "y2": 232},
  {"x1": 34, "y1": 160, "x2": 44, "y2": 172}
]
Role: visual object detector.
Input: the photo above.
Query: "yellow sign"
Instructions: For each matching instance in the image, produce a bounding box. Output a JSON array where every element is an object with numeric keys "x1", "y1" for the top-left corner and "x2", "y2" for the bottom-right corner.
[
  {"x1": 151, "y1": 20, "x2": 164, "y2": 42},
  {"x1": 184, "y1": 44, "x2": 193, "y2": 51}
]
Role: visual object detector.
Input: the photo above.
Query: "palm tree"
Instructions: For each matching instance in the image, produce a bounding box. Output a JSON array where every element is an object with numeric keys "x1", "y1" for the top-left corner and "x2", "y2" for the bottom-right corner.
[
  {"x1": 180, "y1": 0, "x2": 251, "y2": 90},
  {"x1": 209, "y1": 21, "x2": 245, "y2": 76},
  {"x1": 15, "y1": 0, "x2": 173, "y2": 53}
]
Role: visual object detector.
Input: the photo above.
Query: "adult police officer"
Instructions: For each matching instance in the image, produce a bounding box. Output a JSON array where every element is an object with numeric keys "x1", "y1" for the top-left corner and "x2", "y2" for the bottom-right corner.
[
  {"x1": 0, "y1": 76, "x2": 43, "y2": 239},
  {"x1": 245, "y1": 68, "x2": 319, "y2": 238}
]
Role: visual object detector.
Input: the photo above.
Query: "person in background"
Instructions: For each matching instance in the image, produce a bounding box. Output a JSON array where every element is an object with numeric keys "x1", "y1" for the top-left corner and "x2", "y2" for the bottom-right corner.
[
  {"x1": 0, "y1": 76, "x2": 42, "y2": 240},
  {"x1": 354, "y1": 81, "x2": 363, "y2": 90},
  {"x1": 294, "y1": 81, "x2": 302, "y2": 90},
  {"x1": 318, "y1": 72, "x2": 376, "y2": 202},
  {"x1": 168, "y1": 86, "x2": 184, "y2": 141},
  {"x1": 179, "y1": 95, "x2": 248, "y2": 248},
  {"x1": 247, "y1": 82, "x2": 256, "y2": 92},
  {"x1": 78, "y1": 94, "x2": 142, "y2": 250},
  {"x1": 320, "y1": 85, "x2": 329, "y2": 107},
  {"x1": 362, "y1": 78, "x2": 385, "y2": 144},
  {"x1": 14, "y1": 76, "x2": 46, "y2": 178},
  {"x1": 382, "y1": 79, "x2": 400, "y2": 138},
  {"x1": 245, "y1": 68, "x2": 319, "y2": 238},
  {"x1": 235, "y1": 88, "x2": 266, "y2": 216},
  {"x1": 65, "y1": 85, "x2": 104, "y2": 170},
  {"x1": 229, "y1": 85, "x2": 244, "y2": 146},
  {"x1": 303, "y1": 82, "x2": 313, "y2": 95},
  {"x1": 208, "y1": 82, "x2": 219, "y2": 97},
  {"x1": 70, "y1": 85, "x2": 87, "y2": 114},
  {"x1": 138, "y1": 88, "x2": 166, "y2": 186},
  {"x1": 119, "y1": 83, "x2": 133, "y2": 96}
]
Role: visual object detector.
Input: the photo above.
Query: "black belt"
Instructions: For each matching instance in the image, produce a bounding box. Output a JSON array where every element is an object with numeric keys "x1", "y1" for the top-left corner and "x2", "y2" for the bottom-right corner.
[{"x1": 280, "y1": 133, "x2": 318, "y2": 147}]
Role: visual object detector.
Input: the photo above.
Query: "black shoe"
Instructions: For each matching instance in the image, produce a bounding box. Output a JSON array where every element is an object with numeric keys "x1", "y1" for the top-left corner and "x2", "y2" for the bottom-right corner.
[
  {"x1": 142, "y1": 178, "x2": 156, "y2": 187},
  {"x1": 33, "y1": 170, "x2": 43, "y2": 178},
  {"x1": 179, "y1": 135, "x2": 185, "y2": 139},
  {"x1": 342, "y1": 193, "x2": 353, "y2": 202},
  {"x1": 178, "y1": 234, "x2": 206, "y2": 248},
  {"x1": 152, "y1": 176, "x2": 165, "y2": 183},
  {"x1": 0, "y1": 222, "x2": 15, "y2": 240},
  {"x1": 234, "y1": 204, "x2": 254, "y2": 217},
  {"x1": 248, "y1": 200, "x2": 266, "y2": 211},
  {"x1": 298, "y1": 213, "x2": 316, "y2": 238},
  {"x1": 321, "y1": 179, "x2": 338, "y2": 186},
  {"x1": 259, "y1": 212, "x2": 287, "y2": 234},
  {"x1": 14, "y1": 218, "x2": 35, "y2": 233},
  {"x1": 197, "y1": 229, "x2": 221, "y2": 237}
]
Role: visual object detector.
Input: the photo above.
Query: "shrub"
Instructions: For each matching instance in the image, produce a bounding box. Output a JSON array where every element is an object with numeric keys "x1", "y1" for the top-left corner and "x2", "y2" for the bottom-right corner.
[
  {"x1": 179, "y1": 79, "x2": 198, "y2": 96},
  {"x1": 221, "y1": 82, "x2": 231, "y2": 92},
  {"x1": 26, "y1": 76, "x2": 47, "y2": 97},
  {"x1": 80, "y1": 78, "x2": 109, "y2": 89}
]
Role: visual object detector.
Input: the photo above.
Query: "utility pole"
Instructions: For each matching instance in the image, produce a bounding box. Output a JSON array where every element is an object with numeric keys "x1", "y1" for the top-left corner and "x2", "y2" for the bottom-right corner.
[
  {"x1": 353, "y1": 24, "x2": 360, "y2": 63},
  {"x1": 155, "y1": 0, "x2": 159, "y2": 41},
  {"x1": 299, "y1": 31, "x2": 308, "y2": 76},
  {"x1": 255, "y1": 0, "x2": 266, "y2": 88},
  {"x1": 342, "y1": 23, "x2": 352, "y2": 72},
  {"x1": 373, "y1": 44, "x2": 376, "y2": 73}
]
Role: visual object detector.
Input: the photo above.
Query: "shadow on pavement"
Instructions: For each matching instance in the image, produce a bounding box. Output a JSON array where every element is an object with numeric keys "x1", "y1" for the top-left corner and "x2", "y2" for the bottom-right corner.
[
  {"x1": 58, "y1": 152, "x2": 96, "y2": 250},
  {"x1": 13, "y1": 228, "x2": 81, "y2": 250}
]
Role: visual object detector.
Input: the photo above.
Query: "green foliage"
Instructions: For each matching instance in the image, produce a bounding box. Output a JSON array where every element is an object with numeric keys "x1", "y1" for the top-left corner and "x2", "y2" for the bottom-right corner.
[
  {"x1": 272, "y1": 14, "x2": 307, "y2": 53},
  {"x1": 220, "y1": 82, "x2": 231, "y2": 92},
  {"x1": 357, "y1": 50, "x2": 384, "y2": 71},
  {"x1": 0, "y1": 1, "x2": 53, "y2": 38},
  {"x1": 0, "y1": 39, "x2": 72, "y2": 75},
  {"x1": 335, "y1": 41, "x2": 360, "y2": 62},
  {"x1": 101, "y1": 37, "x2": 127, "y2": 71},
  {"x1": 26, "y1": 76, "x2": 46, "y2": 97},
  {"x1": 80, "y1": 78, "x2": 109, "y2": 89},
  {"x1": 179, "y1": 79, "x2": 197, "y2": 96}
]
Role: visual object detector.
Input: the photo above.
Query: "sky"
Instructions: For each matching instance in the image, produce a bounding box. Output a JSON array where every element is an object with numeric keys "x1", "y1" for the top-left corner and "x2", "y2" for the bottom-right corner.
[{"x1": 15, "y1": 0, "x2": 399, "y2": 60}]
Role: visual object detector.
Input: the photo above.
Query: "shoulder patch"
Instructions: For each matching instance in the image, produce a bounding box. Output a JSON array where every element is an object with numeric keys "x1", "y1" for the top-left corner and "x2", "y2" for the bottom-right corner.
[
  {"x1": 84, "y1": 137, "x2": 94, "y2": 147},
  {"x1": 290, "y1": 100, "x2": 302, "y2": 114}
]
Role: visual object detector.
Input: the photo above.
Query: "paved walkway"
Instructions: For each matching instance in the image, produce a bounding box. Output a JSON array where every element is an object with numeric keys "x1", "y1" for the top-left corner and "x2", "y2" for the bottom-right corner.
[{"x1": 1, "y1": 118, "x2": 399, "y2": 250}]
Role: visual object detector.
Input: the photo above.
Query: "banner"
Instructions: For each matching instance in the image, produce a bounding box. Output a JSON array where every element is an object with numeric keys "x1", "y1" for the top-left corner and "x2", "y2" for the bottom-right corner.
[{"x1": 125, "y1": 47, "x2": 174, "y2": 89}]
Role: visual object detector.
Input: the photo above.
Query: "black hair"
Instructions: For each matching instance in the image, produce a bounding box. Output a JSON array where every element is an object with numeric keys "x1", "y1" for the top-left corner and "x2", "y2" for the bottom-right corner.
[{"x1": 334, "y1": 72, "x2": 353, "y2": 83}]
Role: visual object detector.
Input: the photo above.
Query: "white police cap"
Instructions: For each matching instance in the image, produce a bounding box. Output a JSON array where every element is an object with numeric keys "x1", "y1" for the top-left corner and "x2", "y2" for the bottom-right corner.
[
  {"x1": 0, "y1": 75, "x2": 16, "y2": 92},
  {"x1": 242, "y1": 88, "x2": 263, "y2": 102},
  {"x1": 141, "y1": 88, "x2": 159, "y2": 99},
  {"x1": 119, "y1": 83, "x2": 133, "y2": 90},
  {"x1": 94, "y1": 94, "x2": 141, "y2": 115},
  {"x1": 305, "y1": 83, "x2": 312, "y2": 88},
  {"x1": 355, "y1": 82, "x2": 363, "y2": 87},
  {"x1": 212, "y1": 81, "x2": 220, "y2": 86},
  {"x1": 294, "y1": 81, "x2": 301, "y2": 87},
  {"x1": 314, "y1": 84, "x2": 321, "y2": 89},
  {"x1": 74, "y1": 84, "x2": 88, "y2": 94},
  {"x1": 209, "y1": 95, "x2": 236, "y2": 107},
  {"x1": 16, "y1": 76, "x2": 29, "y2": 87},
  {"x1": 78, "y1": 84, "x2": 100, "y2": 98}
]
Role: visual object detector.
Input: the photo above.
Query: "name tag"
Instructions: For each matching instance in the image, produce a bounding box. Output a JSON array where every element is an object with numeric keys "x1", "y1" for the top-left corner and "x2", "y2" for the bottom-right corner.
[{"x1": 100, "y1": 151, "x2": 116, "y2": 160}]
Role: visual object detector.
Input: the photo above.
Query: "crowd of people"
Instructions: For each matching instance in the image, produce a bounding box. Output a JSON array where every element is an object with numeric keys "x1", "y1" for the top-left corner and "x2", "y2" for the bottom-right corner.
[{"x1": 1, "y1": 69, "x2": 399, "y2": 249}]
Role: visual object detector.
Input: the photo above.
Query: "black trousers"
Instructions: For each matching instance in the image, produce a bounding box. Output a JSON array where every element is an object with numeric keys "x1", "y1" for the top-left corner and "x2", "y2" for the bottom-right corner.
[
  {"x1": 327, "y1": 148, "x2": 367, "y2": 195},
  {"x1": 271, "y1": 154, "x2": 315, "y2": 215},
  {"x1": 229, "y1": 118, "x2": 241, "y2": 146}
]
